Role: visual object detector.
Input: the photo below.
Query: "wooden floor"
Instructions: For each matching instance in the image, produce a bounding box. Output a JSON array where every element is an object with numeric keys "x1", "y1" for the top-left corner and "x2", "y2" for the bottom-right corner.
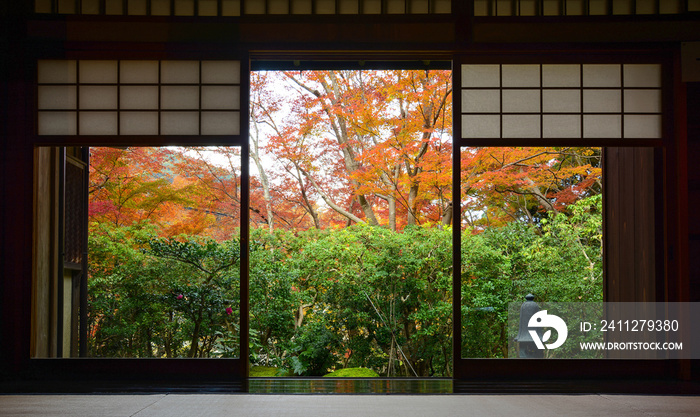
[{"x1": 2, "y1": 393, "x2": 700, "y2": 417}]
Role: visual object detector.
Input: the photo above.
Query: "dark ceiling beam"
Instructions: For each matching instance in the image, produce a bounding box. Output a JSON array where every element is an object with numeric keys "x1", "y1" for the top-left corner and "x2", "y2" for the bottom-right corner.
[{"x1": 24, "y1": 16, "x2": 699, "y2": 47}]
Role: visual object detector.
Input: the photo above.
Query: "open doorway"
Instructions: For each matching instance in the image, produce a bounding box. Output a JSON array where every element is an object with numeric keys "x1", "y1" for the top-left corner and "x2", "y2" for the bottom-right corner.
[{"x1": 247, "y1": 68, "x2": 454, "y2": 378}]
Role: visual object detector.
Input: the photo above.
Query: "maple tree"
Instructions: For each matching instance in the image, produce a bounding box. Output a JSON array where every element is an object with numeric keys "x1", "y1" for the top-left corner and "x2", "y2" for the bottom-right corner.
[
  {"x1": 250, "y1": 72, "x2": 278, "y2": 232},
  {"x1": 89, "y1": 147, "x2": 199, "y2": 233},
  {"x1": 168, "y1": 147, "x2": 243, "y2": 241},
  {"x1": 90, "y1": 147, "x2": 243, "y2": 240},
  {"x1": 260, "y1": 69, "x2": 453, "y2": 231},
  {"x1": 250, "y1": 72, "x2": 323, "y2": 231},
  {"x1": 461, "y1": 147, "x2": 601, "y2": 229}
]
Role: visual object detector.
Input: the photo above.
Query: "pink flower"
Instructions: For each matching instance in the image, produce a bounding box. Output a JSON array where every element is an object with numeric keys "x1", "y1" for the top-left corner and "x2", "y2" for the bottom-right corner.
[
  {"x1": 176, "y1": 294, "x2": 184, "y2": 300},
  {"x1": 226, "y1": 307, "x2": 233, "y2": 315}
]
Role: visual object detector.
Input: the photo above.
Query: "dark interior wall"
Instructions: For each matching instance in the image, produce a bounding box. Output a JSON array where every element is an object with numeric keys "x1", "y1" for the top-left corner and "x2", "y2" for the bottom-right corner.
[
  {"x1": 688, "y1": 83, "x2": 700, "y2": 304},
  {"x1": 1, "y1": 3, "x2": 34, "y2": 377}
]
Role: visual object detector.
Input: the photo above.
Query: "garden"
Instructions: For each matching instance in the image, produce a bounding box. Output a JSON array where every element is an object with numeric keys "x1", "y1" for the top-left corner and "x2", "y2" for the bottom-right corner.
[{"x1": 86, "y1": 70, "x2": 602, "y2": 377}]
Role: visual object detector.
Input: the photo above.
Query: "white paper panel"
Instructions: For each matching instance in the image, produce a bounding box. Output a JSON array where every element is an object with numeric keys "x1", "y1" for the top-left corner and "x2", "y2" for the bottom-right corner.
[
  {"x1": 80, "y1": 61, "x2": 118, "y2": 84},
  {"x1": 583, "y1": 90, "x2": 621, "y2": 113},
  {"x1": 339, "y1": 0, "x2": 359, "y2": 14},
  {"x1": 161, "y1": 86, "x2": 200, "y2": 109},
  {"x1": 624, "y1": 90, "x2": 662, "y2": 113},
  {"x1": 496, "y1": 0, "x2": 512, "y2": 16},
  {"x1": 519, "y1": 0, "x2": 537, "y2": 16},
  {"x1": 624, "y1": 64, "x2": 662, "y2": 87},
  {"x1": 462, "y1": 65, "x2": 500, "y2": 88},
  {"x1": 38, "y1": 112, "x2": 77, "y2": 135},
  {"x1": 387, "y1": 0, "x2": 405, "y2": 13},
  {"x1": 588, "y1": 0, "x2": 607, "y2": 15},
  {"x1": 202, "y1": 86, "x2": 241, "y2": 110},
  {"x1": 174, "y1": 0, "x2": 195, "y2": 15},
  {"x1": 80, "y1": 86, "x2": 118, "y2": 109},
  {"x1": 660, "y1": 1, "x2": 682, "y2": 13},
  {"x1": 362, "y1": 0, "x2": 382, "y2": 13},
  {"x1": 151, "y1": 0, "x2": 171, "y2": 15},
  {"x1": 199, "y1": 0, "x2": 219, "y2": 16},
  {"x1": 38, "y1": 60, "x2": 77, "y2": 84},
  {"x1": 502, "y1": 65, "x2": 540, "y2": 88},
  {"x1": 80, "y1": 112, "x2": 118, "y2": 135},
  {"x1": 583, "y1": 115, "x2": 621, "y2": 138},
  {"x1": 222, "y1": 0, "x2": 241, "y2": 16},
  {"x1": 161, "y1": 61, "x2": 199, "y2": 84},
  {"x1": 202, "y1": 61, "x2": 240, "y2": 84},
  {"x1": 161, "y1": 112, "x2": 199, "y2": 135},
  {"x1": 35, "y1": 0, "x2": 52, "y2": 13},
  {"x1": 565, "y1": 0, "x2": 584, "y2": 15},
  {"x1": 292, "y1": 0, "x2": 313, "y2": 14},
  {"x1": 542, "y1": 65, "x2": 580, "y2": 87},
  {"x1": 120, "y1": 86, "x2": 159, "y2": 109},
  {"x1": 612, "y1": 0, "x2": 633, "y2": 14},
  {"x1": 462, "y1": 115, "x2": 500, "y2": 138},
  {"x1": 245, "y1": 0, "x2": 266, "y2": 13},
  {"x1": 120, "y1": 112, "x2": 159, "y2": 135},
  {"x1": 583, "y1": 65, "x2": 621, "y2": 87},
  {"x1": 105, "y1": 0, "x2": 124, "y2": 15},
  {"x1": 81, "y1": 0, "x2": 101, "y2": 14},
  {"x1": 410, "y1": 0, "x2": 428, "y2": 14},
  {"x1": 269, "y1": 0, "x2": 289, "y2": 14},
  {"x1": 636, "y1": 0, "x2": 655, "y2": 14},
  {"x1": 689, "y1": 0, "x2": 700, "y2": 12},
  {"x1": 473, "y1": 0, "x2": 488, "y2": 16},
  {"x1": 38, "y1": 86, "x2": 77, "y2": 110},
  {"x1": 201, "y1": 112, "x2": 241, "y2": 135},
  {"x1": 502, "y1": 115, "x2": 540, "y2": 138},
  {"x1": 433, "y1": 0, "x2": 450, "y2": 13},
  {"x1": 502, "y1": 90, "x2": 540, "y2": 113},
  {"x1": 317, "y1": 0, "x2": 336, "y2": 14},
  {"x1": 542, "y1": 0, "x2": 560, "y2": 15},
  {"x1": 542, "y1": 90, "x2": 580, "y2": 113},
  {"x1": 624, "y1": 115, "x2": 662, "y2": 138},
  {"x1": 462, "y1": 90, "x2": 500, "y2": 113},
  {"x1": 543, "y1": 115, "x2": 581, "y2": 138},
  {"x1": 120, "y1": 61, "x2": 159, "y2": 84},
  {"x1": 128, "y1": 0, "x2": 147, "y2": 15},
  {"x1": 58, "y1": 0, "x2": 76, "y2": 13}
]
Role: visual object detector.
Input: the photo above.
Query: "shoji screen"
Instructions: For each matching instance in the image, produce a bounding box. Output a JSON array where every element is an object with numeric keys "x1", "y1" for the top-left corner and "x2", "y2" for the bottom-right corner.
[
  {"x1": 37, "y1": 60, "x2": 241, "y2": 136},
  {"x1": 460, "y1": 64, "x2": 662, "y2": 140}
]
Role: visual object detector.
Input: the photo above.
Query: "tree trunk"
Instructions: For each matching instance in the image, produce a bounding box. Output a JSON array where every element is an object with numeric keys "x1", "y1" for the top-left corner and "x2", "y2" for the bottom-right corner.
[
  {"x1": 406, "y1": 136, "x2": 430, "y2": 226},
  {"x1": 188, "y1": 298, "x2": 206, "y2": 358},
  {"x1": 250, "y1": 119, "x2": 274, "y2": 233},
  {"x1": 286, "y1": 72, "x2": 379, "y2": 226},
  {"x1": 299, "y1": 166, "x2": 366, "y2": 225},
  {"x1": 441, "y1": 201, "x2": 453, "y2": 226},
  {"x1": 388, "y1": 195, "x2": 396, "y2": 231}
]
